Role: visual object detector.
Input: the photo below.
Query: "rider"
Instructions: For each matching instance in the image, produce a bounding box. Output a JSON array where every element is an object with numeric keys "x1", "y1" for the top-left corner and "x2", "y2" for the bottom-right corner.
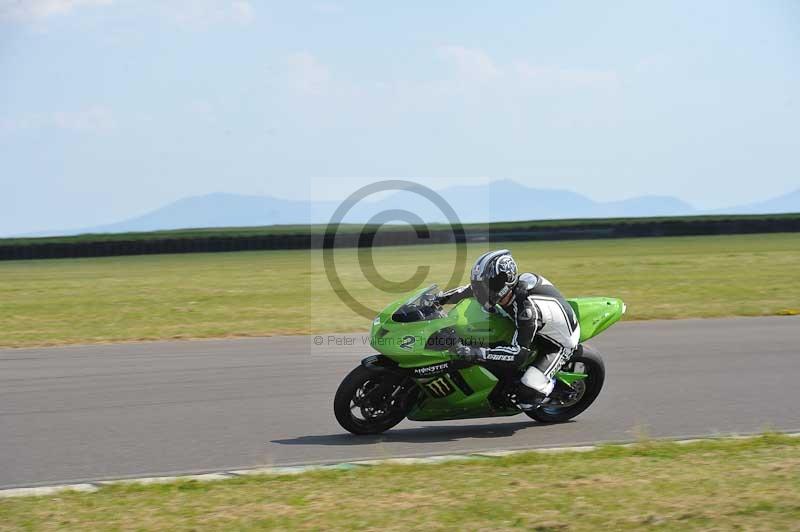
[{"x1": 436, "y1": 249, "x2": 580, "y2": 409}]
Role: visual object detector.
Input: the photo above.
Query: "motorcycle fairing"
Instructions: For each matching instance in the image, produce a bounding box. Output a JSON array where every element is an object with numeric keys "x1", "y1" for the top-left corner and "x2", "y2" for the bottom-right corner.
[
  {"x1": 370, "y1": 285, "x2": 625, "y2": 368},
  {"x1": 367, "y1": 285, "x2": 624, "y2": 421}
]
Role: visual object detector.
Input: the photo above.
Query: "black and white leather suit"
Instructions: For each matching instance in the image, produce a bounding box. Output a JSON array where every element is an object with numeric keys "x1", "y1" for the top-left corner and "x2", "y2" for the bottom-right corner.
[{"x1": 439, "y1": 272, "x2": 580, "y2": 396}]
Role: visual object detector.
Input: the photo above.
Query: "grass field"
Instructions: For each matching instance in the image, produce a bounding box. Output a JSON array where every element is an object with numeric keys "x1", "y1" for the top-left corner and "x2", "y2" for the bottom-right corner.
[
  {"x1": 1, "y1": 435, "x2": 798, "y2": 530},
  {"x1": 0, "y1": 233, "x2": 798, "y2": 347}
]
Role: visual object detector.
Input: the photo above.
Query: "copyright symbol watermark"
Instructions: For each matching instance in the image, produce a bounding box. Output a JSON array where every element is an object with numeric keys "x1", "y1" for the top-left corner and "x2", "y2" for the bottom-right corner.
[{"x1": 322, "y1": 180, "x2": 466, "y2": 319}]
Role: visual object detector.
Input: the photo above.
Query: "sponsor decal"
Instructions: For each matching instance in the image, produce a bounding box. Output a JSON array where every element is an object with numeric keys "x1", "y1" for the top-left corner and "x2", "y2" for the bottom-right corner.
[
  {"x1": 414, "y1": 362, "x2": 450, "y2": 376},
  {"x1": 486, "y1": 353, "x2": 516, "y2": 362},
  {"x1": 496, "y1": 255, "x2": 517, "y2": 282},
  {"x1": 544, "y1": 351, "x2": 572, "y2": 379},
  {"x1": 425, "y1": 377, "x2": 454, "y2": 398}
]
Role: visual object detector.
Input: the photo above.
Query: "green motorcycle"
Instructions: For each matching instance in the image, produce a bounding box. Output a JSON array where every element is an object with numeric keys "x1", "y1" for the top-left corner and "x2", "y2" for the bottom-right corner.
[{"x1": 334, "y1": 285, "x2": 626, "y2": 435}]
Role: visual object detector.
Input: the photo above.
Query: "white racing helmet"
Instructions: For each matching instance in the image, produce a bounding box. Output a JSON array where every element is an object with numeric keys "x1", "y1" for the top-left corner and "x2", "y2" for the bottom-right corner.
[{"x1": 469, "y1": 249, "x2": 518, "y2": 310}]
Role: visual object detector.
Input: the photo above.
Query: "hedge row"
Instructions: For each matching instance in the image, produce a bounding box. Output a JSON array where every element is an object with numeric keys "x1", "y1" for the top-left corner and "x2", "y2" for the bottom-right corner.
[{"x1": 1, "y1": 216, "x2": 798, "y2": 261}]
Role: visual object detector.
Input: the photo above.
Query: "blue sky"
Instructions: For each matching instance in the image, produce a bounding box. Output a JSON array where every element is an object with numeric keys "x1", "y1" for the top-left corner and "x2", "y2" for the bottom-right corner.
[{"x1": 1, "y1": 0, "x2": 799, "y2": 235}]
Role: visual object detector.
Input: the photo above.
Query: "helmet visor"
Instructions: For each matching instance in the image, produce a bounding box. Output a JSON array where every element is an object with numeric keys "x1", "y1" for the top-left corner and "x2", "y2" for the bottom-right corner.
[{"x1": 471, "y1": 278, "x2": 499, "y2": 310}]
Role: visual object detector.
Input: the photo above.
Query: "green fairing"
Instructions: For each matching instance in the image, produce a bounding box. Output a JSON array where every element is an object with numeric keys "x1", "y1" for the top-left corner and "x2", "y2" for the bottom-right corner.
[
  {"x1": 556, "y1": 371, "x2": 588, "y2": 386},
  {"x1": 370, "y1": 286, "x2": 625, "y2": 421},
  {"x1": 407, "y1": 365, "x2": 519, "y2": 421},
  {"x1": 568, "y1": 297, "x2": 627, "y2": 343}
]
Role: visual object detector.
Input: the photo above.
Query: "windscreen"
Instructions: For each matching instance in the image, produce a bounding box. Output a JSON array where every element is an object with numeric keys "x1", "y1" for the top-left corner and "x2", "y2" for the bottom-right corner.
[{"x1": 391, "y1": 285, "x2": 446, "y2": 323}]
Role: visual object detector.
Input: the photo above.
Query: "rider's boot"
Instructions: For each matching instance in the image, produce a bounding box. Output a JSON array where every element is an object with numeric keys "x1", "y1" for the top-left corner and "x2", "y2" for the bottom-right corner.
[
  {"x1": 514, "y1": 348, "x2": 573, "y2": 410},
  {"x1": 522, "y1": 366, "x2": 556, "y2": 395},
  {"x1": 511, "y1": 367, "x2": 554, "y2": 410}
]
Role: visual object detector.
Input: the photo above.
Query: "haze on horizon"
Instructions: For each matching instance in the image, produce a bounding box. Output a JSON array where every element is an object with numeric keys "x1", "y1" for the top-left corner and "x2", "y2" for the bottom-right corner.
[{"x1": 1, "y1": 1, "x2": 799, "y2": 236}]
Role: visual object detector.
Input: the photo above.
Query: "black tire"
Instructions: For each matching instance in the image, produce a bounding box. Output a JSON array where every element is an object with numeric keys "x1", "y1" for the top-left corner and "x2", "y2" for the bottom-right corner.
[
  {"x1": 526, "y1": 344, "x2": 605, "y2": 424},
  {"x1": 334, "y1": 365, "x2": 414, "y2": 435}
]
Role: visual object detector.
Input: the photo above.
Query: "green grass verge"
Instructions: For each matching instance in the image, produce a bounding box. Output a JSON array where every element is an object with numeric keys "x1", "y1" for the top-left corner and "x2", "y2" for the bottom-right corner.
[
  {"x1": 1, "y1": 435, "x2": 798, "y2": 530},
  {"x1": 1, "y1": 233, "x2": 798, "y2": 347}
]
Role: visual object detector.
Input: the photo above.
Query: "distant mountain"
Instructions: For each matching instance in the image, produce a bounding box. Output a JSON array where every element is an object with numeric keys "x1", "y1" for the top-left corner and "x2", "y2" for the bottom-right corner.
[
  {"x1": 70, "y1": 180, "x2": 697, "y2": 235},
  {"x1": 84, "y1": 193, "x2": 321, "y2": 234},
  {"x1": 713, "y1": 188, "x2": 800, "y2": 215},
  {"x1": 598, "y1": 195, "x2": 696, "y2": 218},
  {"x1": 31, "y1": 181, "x2": 798, "y2": 237},
  {"x1": 364, "y1": 180, "x2": 696, "y2": 223}
]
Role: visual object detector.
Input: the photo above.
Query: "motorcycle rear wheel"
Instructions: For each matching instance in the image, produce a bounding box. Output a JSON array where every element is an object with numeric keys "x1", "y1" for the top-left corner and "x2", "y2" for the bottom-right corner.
[
  {"x1": 334, "y1": 365, "x2": 414, "y2": 435},
  {"x1": 526, "y1": 344, "x2": 605, "y2": 423}
]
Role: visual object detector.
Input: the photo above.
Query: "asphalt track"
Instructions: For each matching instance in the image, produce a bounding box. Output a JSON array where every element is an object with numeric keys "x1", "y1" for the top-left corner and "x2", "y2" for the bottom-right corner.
[{"x1": 2, "y1": 316, "x2": 799, "y2": 489}]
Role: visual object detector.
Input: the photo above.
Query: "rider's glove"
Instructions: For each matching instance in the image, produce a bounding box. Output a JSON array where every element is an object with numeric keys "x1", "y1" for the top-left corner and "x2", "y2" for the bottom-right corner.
[
  {"x1": 454, "y1": 344, "x2": 486, "y2": 361},
  {"x1": 421, "y1": 291, "x2": 443, "y2": 306}
]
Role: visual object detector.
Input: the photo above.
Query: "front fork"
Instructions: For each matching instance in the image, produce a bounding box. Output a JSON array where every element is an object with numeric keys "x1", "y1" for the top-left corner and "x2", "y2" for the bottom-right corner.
[{"x1": 362, "y1": 373, "x2": 418, "y2": 415}]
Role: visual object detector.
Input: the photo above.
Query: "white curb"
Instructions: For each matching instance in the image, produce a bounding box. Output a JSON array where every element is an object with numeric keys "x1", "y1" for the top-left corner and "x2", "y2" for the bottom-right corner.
[
  {"x1": 2, "y1": 432, "x2": 797, "y2": 499},
  {"x1": 98, "y1": 473, "x2": 235, "y2": 486},
  {"x1": 0, "y1": 484, "x2": 98, "y2": 498},
  {"x1": 351, "y1": 454, "x2": 478, "y2": 466}
]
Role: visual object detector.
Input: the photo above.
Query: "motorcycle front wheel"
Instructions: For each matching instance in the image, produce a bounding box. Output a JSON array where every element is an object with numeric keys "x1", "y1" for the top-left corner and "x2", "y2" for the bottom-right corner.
[
  {"x1": 334, "y1": 365, "x2": 415, "y2": 435},
  {"x1": 526, "y1": 344, "x2": 605, "y2": 423}
]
